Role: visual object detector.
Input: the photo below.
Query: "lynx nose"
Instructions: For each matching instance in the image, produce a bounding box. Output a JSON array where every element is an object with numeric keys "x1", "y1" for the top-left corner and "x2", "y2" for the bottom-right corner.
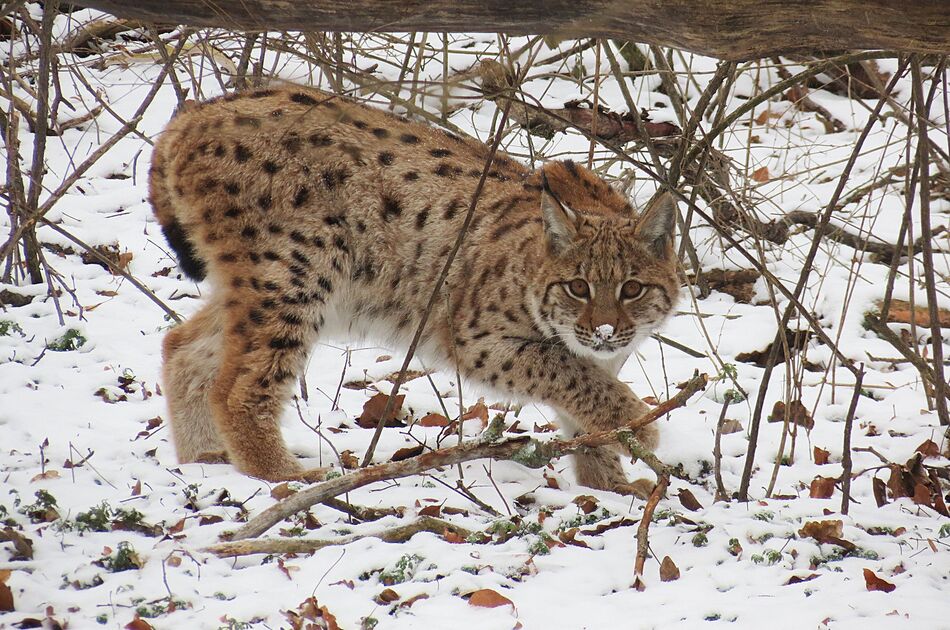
[{"x1": 594, "y1": 323, "x2": 615, "y2": 340}]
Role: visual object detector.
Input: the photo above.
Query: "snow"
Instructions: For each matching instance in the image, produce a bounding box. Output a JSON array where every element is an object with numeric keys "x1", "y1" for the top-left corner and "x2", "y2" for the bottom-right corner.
[{"x1": 1, "y1": 14, "x2": 949, "y2": 630}]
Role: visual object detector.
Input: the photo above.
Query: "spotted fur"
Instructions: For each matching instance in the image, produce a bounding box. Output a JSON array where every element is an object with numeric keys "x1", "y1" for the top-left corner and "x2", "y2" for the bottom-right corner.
[{"x1": 150, "y1": 87, "x2": 679, "y2": 493}]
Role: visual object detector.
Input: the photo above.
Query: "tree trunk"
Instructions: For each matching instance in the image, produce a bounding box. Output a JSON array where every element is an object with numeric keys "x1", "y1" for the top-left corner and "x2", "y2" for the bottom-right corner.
[{"x1": 76, "y1": 0, "x2": 949, "y2": 60}]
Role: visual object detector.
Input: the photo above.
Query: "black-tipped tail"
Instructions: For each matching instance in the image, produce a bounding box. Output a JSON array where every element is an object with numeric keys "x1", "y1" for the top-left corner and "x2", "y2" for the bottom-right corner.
[{"x1": 161, "y1": 218, "x2": 206, "y2": 281}]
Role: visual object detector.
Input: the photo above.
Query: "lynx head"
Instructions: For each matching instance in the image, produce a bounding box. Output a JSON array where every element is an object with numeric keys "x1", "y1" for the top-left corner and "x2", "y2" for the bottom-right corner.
[{"x1": 528, "y1": 164, "x2": 679, "y2": 361}]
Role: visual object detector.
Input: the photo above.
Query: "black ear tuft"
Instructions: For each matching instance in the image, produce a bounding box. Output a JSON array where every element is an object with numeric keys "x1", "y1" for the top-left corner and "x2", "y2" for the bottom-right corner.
[
  {"x1": 636, "y1": 191, "x2": 676, "y2": 257},
  {"x1": 539, "y1": 170, "x2": 578, "y2": 254}
]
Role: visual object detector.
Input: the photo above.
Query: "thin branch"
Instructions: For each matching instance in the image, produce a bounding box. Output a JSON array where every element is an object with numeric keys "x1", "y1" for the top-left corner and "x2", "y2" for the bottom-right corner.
[
  {"x1": 633, "y1": 470, "x2": 669, "y2": 591},
  {"x1": 228, "y1": 372, "x2": 708, "y2": 540},
  {"x1": 205, "y1": 516, "x2": 473, "y2": 557},
  {"x1": 840, "y1": 364, "x2": 864, "y2": 515},
  {"x1": 359, "y1": 98, "x2": 513, "y2": 467}
]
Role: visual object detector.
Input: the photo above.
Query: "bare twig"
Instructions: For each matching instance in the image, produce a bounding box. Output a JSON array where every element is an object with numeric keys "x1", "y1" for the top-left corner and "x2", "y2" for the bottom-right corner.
[
  {"x1": 360, "y1": 98, "x2": 513, "y2": 467},
  {"x1": 229, "y1": 373, "x2": 708, "y2": 540},
  {"x1": 633, "y1": 470, "x2": 669, "y2": 591},
  {"x1": 205, "y1": 516, "x2": 472, "y2": 557},
  {"x1": 840, "y1": 364, "x2": 864, "y2": 515}
]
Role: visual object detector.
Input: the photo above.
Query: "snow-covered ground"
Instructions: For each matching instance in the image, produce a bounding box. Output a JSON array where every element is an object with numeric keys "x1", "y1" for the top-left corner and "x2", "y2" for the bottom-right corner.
[{"x1": 1, "y1": 8, "x2": 948, "y2": 629}]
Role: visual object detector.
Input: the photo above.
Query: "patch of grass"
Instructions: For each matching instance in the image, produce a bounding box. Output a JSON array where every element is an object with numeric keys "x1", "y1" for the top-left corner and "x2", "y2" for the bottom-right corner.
[
  {"x1": 810, "y1": 546, "x2": 879, "y2": 567},
  {"x1": 18, "y1": 490, "x2": 60, "y2": 523},
  {"x1": 136, "y1": 597, "x2": 190, "y2": 618},
  {"x1": 47, "y1": 328, "x2": 86, "y2": 351},
  {"x1": 95, "y1": 541, "x2": 143, "y2": 572},
  {"x1": 692, "y1": 532, "x2": 709, "y2": 547},
  {"x1": 752, "y1": 510, "x2": 775, "y2": 522},
  {"x1": 380, "y1": 553, "x2": 424, "y2": 585},
  {"x1": 0, "y1": 320, "x2": 24, "y2": 337}
]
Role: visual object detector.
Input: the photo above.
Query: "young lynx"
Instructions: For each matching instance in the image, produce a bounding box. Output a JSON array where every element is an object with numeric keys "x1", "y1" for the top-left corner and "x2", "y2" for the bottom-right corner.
[{"x1": 150, "y1": 87, "x2": 679, "y2": 495}]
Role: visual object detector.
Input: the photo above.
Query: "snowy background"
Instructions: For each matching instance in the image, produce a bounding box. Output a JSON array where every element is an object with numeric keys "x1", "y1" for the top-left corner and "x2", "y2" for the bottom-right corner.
[{"x1": 1, "y1": 6, "x2": 948, "y2": 629}]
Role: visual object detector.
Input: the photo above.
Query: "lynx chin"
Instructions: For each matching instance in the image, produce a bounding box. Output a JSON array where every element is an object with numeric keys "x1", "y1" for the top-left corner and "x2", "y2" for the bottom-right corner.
[{"x1": 150, "y1": 86, "x2": 679, "y2": 496}]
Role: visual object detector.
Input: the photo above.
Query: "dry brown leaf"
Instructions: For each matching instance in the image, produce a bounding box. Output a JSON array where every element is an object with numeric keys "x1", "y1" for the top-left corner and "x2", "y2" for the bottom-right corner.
[
  {"x1": 659, "y1": 556, "x2": 680, "y2": 582},
  {"x1": 399, "y1": 593, "x2": 430, "y2": 608},
  {"x1": 391, "y1": 444, "x2": 425, "y2": 462},
  {"x1": 468, "y1": 588, "x2": 514, "y2": 609},
  {"x1": 863, "y1": 568, "x2": 896, "y2": 593},
  {"x1": 798, "y1": 520, "x2": 856, "y2": 551},
  {"x1": 0, "y1": 527, "x2": 33, "y2": 560},
  {"x1": 418, "y1": 504, "x2": 441, "y2": 518},
  {"x1": 461, "y1": 400, "x2": 489, "y2": 425},
  {"x1": 872, "y1": 477, "x2": 888, "y2": 507},
  {"x1": 785, "y1": 573, "x2": 820, "y2": 585},
  {"x1": 30, "y1": 470, "x2": 60, "y2": 482},
  {"x1": 0, "y1": 569, "x2": 13, "y2": 612},
  {"x1": 125, "y1": 617, "x2": 154, "y2": 630},
  {"x1": 339, "y1": 450, "x2": 360, "y2": 469},
  {"x1": 356, "y1": 392, "x2": 405, "y2": 428},
  {"x1": 720, "y1": 419, "x2": 744, "y2": 434},
  {"x1": 418, "y1": 413, "x2": 449, "y2": 427},
  {"x1": 375, "y1": 588, "x2": 400, "y2": 604},
  {"x1": 572, "y1": 495, "x2": 599, "y2": 514},
  {"x1": 809, "y1": 476, "x2": 836, "y2": 499},
  {"x1": 751, "y1": 165, "x2": 770, "y2": 183},
  {"x1": 769, "y1": 400, "x2": 814, "y2": 429},
  {"x1": 813, "y1": 446, "x2": 830, "y2": 465},
  {"x1": 676, "y1": 488, "x2": 703, "y2": 512},
  {"x1": 543, "y1": 470, "x2": 560, "y2": 490},
  {"x1": 557, "y1": 528, "x2": 590, "y2": 548},
  {"x1": 915, "y1": 439, "x2": 940, "y2": 458},
  {"x1": 270, "y1": 482, "x2": 297, "y2": 500}
]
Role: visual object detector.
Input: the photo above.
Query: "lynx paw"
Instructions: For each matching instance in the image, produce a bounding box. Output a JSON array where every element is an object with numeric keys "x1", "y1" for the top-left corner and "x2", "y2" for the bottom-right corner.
[{"x1": 193, "y1": 450, "x2": 230, "y2": 464}]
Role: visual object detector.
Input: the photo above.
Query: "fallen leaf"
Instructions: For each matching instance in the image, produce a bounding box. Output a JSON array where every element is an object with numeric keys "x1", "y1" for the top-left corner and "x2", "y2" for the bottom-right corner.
[
  {"x1": 543, "y1": 470, "x2": 559, "y2": 490},
  {"x1": 418, "y1": 413, "x2": 449, "y2": 427},
  {"x1": 872, "y1": 477, "x2": 888, "y2": 507},
  {"x1": 125, "y1": 617, "x2": 154, "y2": 630},
  {"x1": 198, "y1": 515, "x2": 223, "y2": 526},
  {"x1": 418, "y1": 504, "x2": 441, "y2": 518},
  {"x1": 659, "y1": 556, "x2": 680, "y2": 582},
  {"x1": 0, "y1": 569, "x2": 13, "y2": 612},
  {"x1": 442, "y1": 529, "x2": 465, "y2": 544},
  {"x1": 768, "y1": 400, "x2": 814, "y2": 429},
  {"x1": 339, "y1": 450, "x2": 360, "y2": 469},
  {"x1": 468, "y1": 589, "x2": 514, "y2": 609},
  {"x1": 915, "y1": 439, "x2": 940, "y2": 458},
  {"x1": 798, "y1": 520, "x2": 856, "y2": 551},
  {"x1": 558, "y1": 527, "x2": 590, "y2": 548},
  {"x1": 813, "y1": 446, "x2": 830, "y2": 465},
  {"x1": 390, "y1": 444, "x2": 424, "y2": 462},
  {"x1": 809, "y1": 476, "x2": 836, "y2": 499},
  {"x1": 863, "y1": 568, "x2": 896, "y2": 593},
  {"x1": 270, "y1": 482, "x2": 297, "y2": 500},
  {"x1": 676, "y1": 488, "x2": 703, "y2": 511},
  {"x1": 572, "y1": 495, "x2": 599, "y2": 514},
  {"x1": 374, "y1": 588, "x2": 400, "y2": 604},
  {"x1": 30, "y1": 470, "x2": 60, "y2": 482},
  {"x1": 719, "y1": 419, "x2": 743, "y2": 434},
  {"x1": 751, "y1": 165, "x2": 770, "y2": 183},
  {"x1": 356, "y1": 392, "x2": 405, "y2": 428},
  {"x1": 399, "y1": 593, "x2": 430, "y2": 608},
  {"x1": 1, "y1": 528, "x2": 33, "y2": 561},
  {"x1": 461, "y1": 400, "x2": 489, "y2": 425},
  {"x1": 785, "y1": 573, "x2": 820, "y2": 585}
]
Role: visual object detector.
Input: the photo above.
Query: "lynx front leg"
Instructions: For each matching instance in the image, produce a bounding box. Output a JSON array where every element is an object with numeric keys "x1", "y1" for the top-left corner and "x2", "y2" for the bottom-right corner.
[
  {"x1": 557, "y1": 351, "x2": 659, "y2": 497},
  {"x1": 209, "y1": 286, "x2": 330, "y2": 483},
  {"x1": 455, "y1": 336, "x2": 654, "y2": 495}
]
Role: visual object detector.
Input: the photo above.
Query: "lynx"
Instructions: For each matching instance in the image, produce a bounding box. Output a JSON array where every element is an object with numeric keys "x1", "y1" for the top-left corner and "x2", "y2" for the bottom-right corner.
[{"x1": 149, "y1": 86, "x2": 679, "y2": 495}]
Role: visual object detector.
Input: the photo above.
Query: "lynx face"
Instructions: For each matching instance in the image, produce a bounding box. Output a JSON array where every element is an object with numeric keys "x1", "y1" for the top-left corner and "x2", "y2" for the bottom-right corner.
[{"x1": 530, "y1": 188, "x2": 679, "y2": 361}]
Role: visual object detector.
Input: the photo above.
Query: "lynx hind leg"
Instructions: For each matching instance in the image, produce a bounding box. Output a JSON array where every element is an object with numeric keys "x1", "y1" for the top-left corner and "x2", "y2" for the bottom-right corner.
[
  {"x1": 162, "y1": 301, "x2": 228, "y2": 464},
  {"x1": 208, "y1": 283, "x2": 330, "y2": 482}
]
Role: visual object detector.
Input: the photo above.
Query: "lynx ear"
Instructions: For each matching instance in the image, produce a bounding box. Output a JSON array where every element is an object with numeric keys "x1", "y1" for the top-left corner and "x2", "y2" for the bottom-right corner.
[
  {"x1": 540, "y1": 173, "x2": 578, "y2": 254},
  {"x1": 636, "y1": 191, "x2": 677, "y2": 258}
]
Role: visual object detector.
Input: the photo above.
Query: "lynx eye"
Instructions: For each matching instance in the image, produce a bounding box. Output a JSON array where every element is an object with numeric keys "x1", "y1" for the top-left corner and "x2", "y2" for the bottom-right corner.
[
  {"x1": 620, "y1": 280, "x2": 646, "y2": 301},
  {"x1": 565, "y1": 278, "x2": 591, "y2": 301}
]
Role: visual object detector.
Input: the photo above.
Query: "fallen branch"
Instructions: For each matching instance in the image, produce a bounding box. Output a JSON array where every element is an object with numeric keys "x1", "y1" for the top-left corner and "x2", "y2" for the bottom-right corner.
[
  {"x1": 205, "y1": 516, "x2": 472, "y2": 558},
  {"x1": 633, "y1": 470, "x2": 670, "y2": 591},
  {"x1": 785, "y1": 210, "x2": 947, "y2": 264},
  {"x1": 227, "y1": 372, "x2": 709, "y2": 540}
]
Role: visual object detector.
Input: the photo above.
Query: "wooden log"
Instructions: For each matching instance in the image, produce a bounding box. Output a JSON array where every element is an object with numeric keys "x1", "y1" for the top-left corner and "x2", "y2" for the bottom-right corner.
[{"x1": 76, "y1": 0, "x2": 949, "y2": 60}]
